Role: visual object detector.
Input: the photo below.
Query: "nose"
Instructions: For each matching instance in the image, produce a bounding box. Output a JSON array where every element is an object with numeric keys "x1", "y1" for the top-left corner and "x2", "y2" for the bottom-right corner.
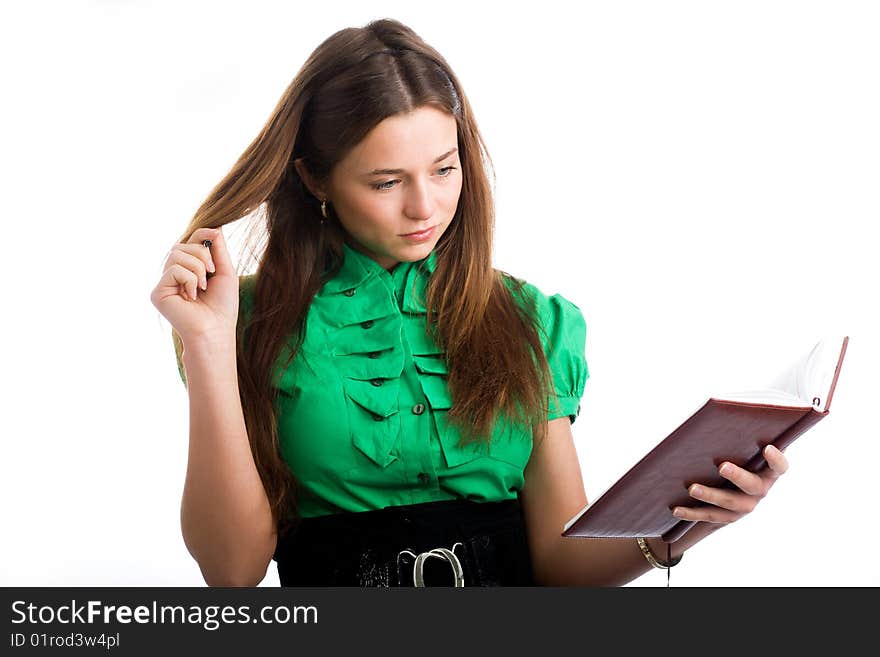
[{"x1": 404, "y1": 177, "x2": 435, "y2": 221}]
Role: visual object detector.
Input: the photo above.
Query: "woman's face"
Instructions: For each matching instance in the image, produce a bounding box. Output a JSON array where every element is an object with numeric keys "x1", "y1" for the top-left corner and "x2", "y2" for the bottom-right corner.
[{"x1": 325, "y1": 105, "x2": 462, "y2": 271}]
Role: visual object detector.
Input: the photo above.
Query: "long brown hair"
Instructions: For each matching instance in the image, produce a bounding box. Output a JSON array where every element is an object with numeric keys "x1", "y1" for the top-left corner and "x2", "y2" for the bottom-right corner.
[{"x1": 172, "y1": 18, "x2": 557, "y2": 536}]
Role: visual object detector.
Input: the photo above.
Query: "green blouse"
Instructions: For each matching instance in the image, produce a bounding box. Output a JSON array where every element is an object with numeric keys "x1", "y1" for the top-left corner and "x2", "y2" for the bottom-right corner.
[{"x1": 177, "y1": 242, "x2": 589, "y2": 518}]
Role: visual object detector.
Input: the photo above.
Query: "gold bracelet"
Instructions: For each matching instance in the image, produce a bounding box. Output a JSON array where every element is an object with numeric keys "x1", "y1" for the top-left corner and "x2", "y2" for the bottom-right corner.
[{"x1": 636, "y1": 537, "x2": 682, "y2": 569}]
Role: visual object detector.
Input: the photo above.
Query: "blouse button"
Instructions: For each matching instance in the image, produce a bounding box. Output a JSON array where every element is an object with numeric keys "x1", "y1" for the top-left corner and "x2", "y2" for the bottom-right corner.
[
  {"x1": 370, "y1": 378, "x2": 384, "y2": 387},
  {"x1": 343, "y1": 288, "x2": 356, "y2": 297},
  {"x1": 361, "y1": 320, "x2": 374, "y2": 329},
  {"x1": 417, "y1": 472, "x2": 431, "y2": 485},
  {"x1": 412, "y1": 403, "x2": 426, "y2": 415},
  {"x1": 372, "y1": 413, "x2": 384, "y2": 422},
  {"x1": 368, "y1": 351, "x2": 382, "y2": 359}
]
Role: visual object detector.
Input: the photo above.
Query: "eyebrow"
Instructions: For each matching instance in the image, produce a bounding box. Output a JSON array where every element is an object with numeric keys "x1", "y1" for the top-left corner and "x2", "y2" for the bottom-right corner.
[{"x1": 364, "y1": 148, "x2": 458, "y2": 176}]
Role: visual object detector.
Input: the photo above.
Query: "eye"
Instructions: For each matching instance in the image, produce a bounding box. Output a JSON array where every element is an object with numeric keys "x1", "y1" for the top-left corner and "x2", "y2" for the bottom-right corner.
[
  {"x1": 370, "y1": 166, "x2": 458, "y2": 191},
  {"x1": 371, "y1": 179, "x2": 398, "y2": 191}
]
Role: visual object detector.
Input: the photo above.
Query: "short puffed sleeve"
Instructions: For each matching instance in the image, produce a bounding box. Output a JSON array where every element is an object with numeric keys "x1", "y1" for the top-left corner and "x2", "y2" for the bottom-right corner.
[{"x1": 509, "y1": 278, "x2": 590, "y2": 424}]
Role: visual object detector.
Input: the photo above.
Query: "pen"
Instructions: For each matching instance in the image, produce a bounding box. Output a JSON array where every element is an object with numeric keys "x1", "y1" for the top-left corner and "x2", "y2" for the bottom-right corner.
[{"x1": 202, "y1": 239, "x2": 214, "y2": 279}]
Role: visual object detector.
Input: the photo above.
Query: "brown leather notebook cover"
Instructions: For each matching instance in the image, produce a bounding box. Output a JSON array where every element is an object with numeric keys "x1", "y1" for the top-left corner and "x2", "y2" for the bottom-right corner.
[{"x1": 562, "y1": 336, "x2": 849, "y2": 543}]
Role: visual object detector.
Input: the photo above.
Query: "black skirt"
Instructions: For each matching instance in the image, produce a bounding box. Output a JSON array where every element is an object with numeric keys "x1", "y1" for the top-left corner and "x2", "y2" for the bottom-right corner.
[{"x1": 273, "y1": 498, "x2": 535, "y2": 587}]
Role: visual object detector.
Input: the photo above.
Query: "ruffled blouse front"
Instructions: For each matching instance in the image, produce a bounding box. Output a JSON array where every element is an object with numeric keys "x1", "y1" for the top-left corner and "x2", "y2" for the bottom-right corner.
[{"x1": 179, "y1": 242, "x2": 589, "y2": 518}]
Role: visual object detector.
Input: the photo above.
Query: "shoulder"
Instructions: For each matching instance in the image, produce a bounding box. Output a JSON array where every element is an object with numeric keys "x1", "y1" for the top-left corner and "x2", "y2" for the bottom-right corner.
[
  {"x1": 500, "y1": 272, "x2": 586, "y2": 347},
  {"x1": 501, "y1": 271, "x2": 589, "y2": 422}
]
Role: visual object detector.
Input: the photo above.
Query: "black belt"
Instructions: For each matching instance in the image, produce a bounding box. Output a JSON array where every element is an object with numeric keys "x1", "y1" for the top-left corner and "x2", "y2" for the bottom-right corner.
[{"x1": 273, "y1": 498, "x2": 535, "y2": 587}]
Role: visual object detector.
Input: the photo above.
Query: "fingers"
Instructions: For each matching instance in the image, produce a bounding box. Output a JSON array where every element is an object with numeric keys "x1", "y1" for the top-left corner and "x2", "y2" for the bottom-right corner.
[
  {"x1": 158, "y1": 227, "x2": 229, "y2": 303},
  {"x1": 166, "y1": 246, "x2": 211, "y2": 291},
  {"x1": 683, "y1": 482, "x2": 759, "y2": 515},
  {"x1": 715, "y1": 461, "x2": 768, "y2": 497},
  {"x1": 763, "y1": 444, "x2": 789, "y2": 475},
  {"x1": 671, "y1": 503, "x2": 741, "y2": 524},
  {"x1": 176, "y1": 242, "x2": 216, "y2": 274},
  {"x1": 162, "y1": 263, "x2": 201, "y2": 302},
  {"x1": 185, "y1": 227, "x2": 232, "y2": 276},
  {"x1": 717, "y1": 445, "x2": 789, "y2": 495},
  {"x1": 671, "y1": 446, "x2": 790, "y2": 524}
]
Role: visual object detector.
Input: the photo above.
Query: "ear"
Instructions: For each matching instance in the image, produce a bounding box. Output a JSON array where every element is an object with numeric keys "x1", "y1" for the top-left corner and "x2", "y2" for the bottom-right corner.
[{"x1": 293, "y1": 158, "x2": 326, "y2": 201}]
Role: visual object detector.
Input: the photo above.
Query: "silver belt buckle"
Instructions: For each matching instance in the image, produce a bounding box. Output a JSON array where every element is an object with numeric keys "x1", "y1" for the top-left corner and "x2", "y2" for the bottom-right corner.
[{"x1": 398, "y1": 542, "x2": 464, "y2": 587}]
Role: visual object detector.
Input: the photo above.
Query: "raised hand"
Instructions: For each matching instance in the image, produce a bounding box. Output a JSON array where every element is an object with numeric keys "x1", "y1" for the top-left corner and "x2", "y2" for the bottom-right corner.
[{"x1": 150, "y1": 227, "x2": 240, "y2": 346}]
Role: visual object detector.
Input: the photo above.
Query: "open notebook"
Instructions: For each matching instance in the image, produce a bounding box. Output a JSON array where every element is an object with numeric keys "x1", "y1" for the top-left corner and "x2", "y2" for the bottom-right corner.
[
  {"x1": 562, "y1": 336, "x2": 849, "y2": 543},
  {"x1": 711, "y1": 335, "x2": 848, "y2": 413}
]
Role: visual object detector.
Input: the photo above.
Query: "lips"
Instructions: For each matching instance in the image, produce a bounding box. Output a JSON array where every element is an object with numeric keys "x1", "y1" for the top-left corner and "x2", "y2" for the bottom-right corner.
[{"x1": 401, "y1": 225, "x2": 436, "y2": 237}]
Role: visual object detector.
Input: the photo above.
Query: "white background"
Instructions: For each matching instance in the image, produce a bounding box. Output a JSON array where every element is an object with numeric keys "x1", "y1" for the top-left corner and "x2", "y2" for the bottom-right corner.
[{"x1": 2, "y1": 1, "x2": 877, "y2": 587}]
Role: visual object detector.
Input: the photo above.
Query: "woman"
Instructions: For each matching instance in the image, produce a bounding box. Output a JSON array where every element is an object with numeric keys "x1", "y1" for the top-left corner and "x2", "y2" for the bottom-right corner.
[{"x1": 150, "y1": 18, "x2": 788, "y2": 587}]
